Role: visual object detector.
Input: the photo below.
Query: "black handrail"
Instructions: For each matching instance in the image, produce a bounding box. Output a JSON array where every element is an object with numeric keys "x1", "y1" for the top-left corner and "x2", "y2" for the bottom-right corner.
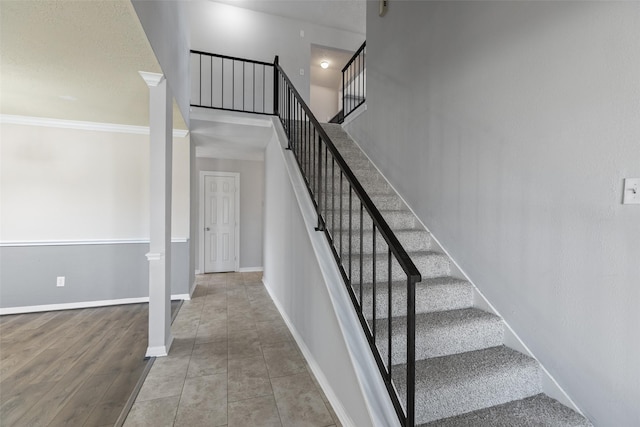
[
  {"x1": 275, "y1": 61, "x2": 420, "y2": 427},
  {"x1": 341, "y1": 41, "x2": 366, "y2": 121},
  {"x1": 190, "y1": 49, "x2": 420, "y2": 426}
]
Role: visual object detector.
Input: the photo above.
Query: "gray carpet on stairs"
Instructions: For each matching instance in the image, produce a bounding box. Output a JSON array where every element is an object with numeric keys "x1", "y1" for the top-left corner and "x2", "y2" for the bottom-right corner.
[{"x1": 316, "y1": 123, "x2": 591, "y2": 426}]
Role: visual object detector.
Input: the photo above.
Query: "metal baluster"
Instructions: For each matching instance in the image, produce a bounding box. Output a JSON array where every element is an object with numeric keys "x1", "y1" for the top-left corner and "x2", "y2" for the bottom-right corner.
[
  {"x1": 407, "y1": 276, "x2": 416, "y2": 427},
  {"x1": 359, "y1": 202, "x2": 363, "y2": 306},
  {"x1": 349, "y1": 187, "x2": 353, "y2": 285},
  {"x1": 372, "y1": 225, "x2": 377, "y2": 340},
  {"x1": 388, "y1": 249, "x2": 392, "y2": 377}
]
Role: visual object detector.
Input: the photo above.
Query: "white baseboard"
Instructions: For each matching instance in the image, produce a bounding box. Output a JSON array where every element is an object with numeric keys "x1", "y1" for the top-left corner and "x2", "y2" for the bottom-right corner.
[
  {"x1": 195, "y1": 270, "x2": 201, "y2": 275},
  {"x1": 238, "y1": 266, "x2": 264, "y2": 272},
  {"x1": 145, "y1": 335, "x2": 174, "y2": 358},
  {"x1": 0, "y1": 294, "x2": 191, "y2": 315},
  {"x1": 262, "y1": 278, "x2": 355, "y2": 427},
  {"x1": 189, "y1": 280, "x2": 197, "y2": 298}
]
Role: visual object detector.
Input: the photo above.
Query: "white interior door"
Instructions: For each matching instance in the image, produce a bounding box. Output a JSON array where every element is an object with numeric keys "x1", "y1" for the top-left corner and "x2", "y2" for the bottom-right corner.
[{"x1": 204, "y1": 174, "x2": 238, "y2": 273}]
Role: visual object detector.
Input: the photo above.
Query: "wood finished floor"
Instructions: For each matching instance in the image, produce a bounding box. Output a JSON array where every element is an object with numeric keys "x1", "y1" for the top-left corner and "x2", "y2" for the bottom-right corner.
[{"x1": 0, "y1": 302, "x2": 179, "y2": 426}]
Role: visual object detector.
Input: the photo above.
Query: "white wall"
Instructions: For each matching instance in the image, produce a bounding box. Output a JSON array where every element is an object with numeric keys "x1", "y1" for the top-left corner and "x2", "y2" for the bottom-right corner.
[
  {"x1": 1, "y1": 123, "x2": 190, "y2": 242},
  {"x1": 195, "y1": 157, "x2": 264, "y2": 270},
  {"x1": 310, "y1": 84, "x2": 339, "y2": 123},
  {"x1": 188, "y1": 1, "x2": 364, "y2": 103},
  {"x1": 132, "y1": 0, "x2": 191, "y2": 127},
  {"x1": 344, "y1": 2, "x2": 640, "y2": 425}
]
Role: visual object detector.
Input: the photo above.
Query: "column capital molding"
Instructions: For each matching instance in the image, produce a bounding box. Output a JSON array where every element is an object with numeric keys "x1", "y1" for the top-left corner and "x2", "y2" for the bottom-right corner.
[{"x1": 139, "y1": 71, "x2": 165, "y2": 87}]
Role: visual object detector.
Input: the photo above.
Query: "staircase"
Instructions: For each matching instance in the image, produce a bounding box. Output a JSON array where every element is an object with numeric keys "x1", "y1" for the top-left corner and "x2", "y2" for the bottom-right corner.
[{"x1": 321, "y1": 123, "x2": 591, "y2": 427}]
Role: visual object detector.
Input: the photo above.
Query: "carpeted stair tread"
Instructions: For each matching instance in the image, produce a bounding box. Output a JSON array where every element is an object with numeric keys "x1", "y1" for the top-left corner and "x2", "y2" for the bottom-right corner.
[
  {"x1": 393, "y1": 345, "x2": 542, "y2": 424},
  {"x1": 422, "y1": 394, "x2": 592, "y2": 427},
  {"x1": 374, "y1": 308, "x2": 504, "y2": 363}
]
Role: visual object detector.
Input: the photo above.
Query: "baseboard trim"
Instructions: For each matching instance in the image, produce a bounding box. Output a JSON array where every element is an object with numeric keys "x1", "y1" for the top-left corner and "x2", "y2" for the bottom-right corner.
[
  {"x1": 145, "y1": 335, "x2": 174, "y2": 357},
  {"x1": 262, "y1": 278, "x2": 356, "y2": 427},
  {"x1": 0, "y1": 294, "x2": 191, "y2": 315},
  {"x1": 189, "y1": 280, "x2": 197, "y2": 298},
  {"x1": 238, "y1": 266, "x2": 264, "y2": 272}
]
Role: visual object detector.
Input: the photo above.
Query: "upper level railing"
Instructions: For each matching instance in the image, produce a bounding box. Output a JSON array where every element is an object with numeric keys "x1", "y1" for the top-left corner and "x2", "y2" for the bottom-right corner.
[
  {"x1": 191, "y1": 49, "x2": 420, "y2": 427},
  {"x1": 341, "y1": 41, "x2": 366, "y2": 121}
]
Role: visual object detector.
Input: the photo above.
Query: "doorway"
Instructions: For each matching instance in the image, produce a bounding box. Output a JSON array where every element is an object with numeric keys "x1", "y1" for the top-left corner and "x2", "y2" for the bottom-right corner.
[{"x1": 200, "y1": 171, "x2": 240, "y2": 273}]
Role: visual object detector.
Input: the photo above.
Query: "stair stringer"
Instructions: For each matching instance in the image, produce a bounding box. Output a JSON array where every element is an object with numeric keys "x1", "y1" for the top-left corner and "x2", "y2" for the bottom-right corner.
[
  {"x1": 338, "y1": 123, "x2": 587, "y2": 418},
  {"x1": 268, "y1": 117, "x2": 400, "y2": 427}
]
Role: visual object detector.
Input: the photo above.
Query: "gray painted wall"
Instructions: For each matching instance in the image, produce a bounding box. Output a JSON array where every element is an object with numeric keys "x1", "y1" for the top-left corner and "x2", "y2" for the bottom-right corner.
[
  {"x1": 0, "y1": 242, "x2": 190, "y2": 309},
  {"x1": 344, "y1": 2, "x2": 640, "y2": 425},
  {"x1": 132, "y1": 0, "x2": 190, "y2": 126},
  {"x1": 196, "y1": 157, "x2": 264, "y2": 270}
]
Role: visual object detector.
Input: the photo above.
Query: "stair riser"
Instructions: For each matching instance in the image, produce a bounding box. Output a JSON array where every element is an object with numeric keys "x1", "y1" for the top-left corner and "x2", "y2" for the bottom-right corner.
[
  {"x1": 336, "y1": 230, "x2": 431, "y2": 255},
  {"x1": 375, "y1": 318, "x2": 504, "y2": 365},
  {"x1": 348, "y1": 254, "x2": 450, "y2": 283},
  {"x1": 412, "y1": 366, "x2": 541, "y2": 424},
  {"x1": 324, "y1": 211, "x2": 416, "y2": 232},
  {"x1": 320, "y1": 192, "x2": 404, "y2": 211},
  {"x1": 356, "y1": 283, "x2": 475, "y2": 317}
]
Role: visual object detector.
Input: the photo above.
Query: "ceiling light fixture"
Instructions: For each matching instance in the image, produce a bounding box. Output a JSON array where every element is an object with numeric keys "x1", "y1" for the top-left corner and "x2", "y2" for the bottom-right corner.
[{"x1": 320, "y1": 60, "x2": 329, "y2": 69}]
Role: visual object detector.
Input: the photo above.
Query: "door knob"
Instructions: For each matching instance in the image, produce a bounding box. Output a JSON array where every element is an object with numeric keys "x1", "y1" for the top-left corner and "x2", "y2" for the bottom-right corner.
[{"x1": 205, "y1": 227, "x2": 210, "y2": 231}]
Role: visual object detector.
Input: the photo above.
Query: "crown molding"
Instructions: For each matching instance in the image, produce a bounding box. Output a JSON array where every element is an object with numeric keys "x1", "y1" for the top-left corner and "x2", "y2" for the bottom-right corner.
[{"x1": 0, "y1": 114, "x2": 189, "y2": 138}]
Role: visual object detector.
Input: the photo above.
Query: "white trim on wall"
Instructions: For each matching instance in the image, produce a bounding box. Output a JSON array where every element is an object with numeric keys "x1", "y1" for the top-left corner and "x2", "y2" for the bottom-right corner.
[
  {"x1": 0, "y1": 293, "x2": 191, "y2": 315},
  {"x1": 0, "y1": 238, "x2": 189, "y2": 247},
  {"x1": 199, "y1": 171, "x2": 241, "y2": 273},
  {"x1": 0, "y1": 114, "x2": 189, "y2": 138},
  {"x1": 238, "y1": 267, "x2": 264, "y2": 272}
]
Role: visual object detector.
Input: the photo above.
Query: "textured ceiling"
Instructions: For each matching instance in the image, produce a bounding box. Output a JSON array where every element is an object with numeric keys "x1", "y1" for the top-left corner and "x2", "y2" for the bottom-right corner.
[
  {"x1": 0, "y1": 0, "x2": 186, "y2": 129},
  {"x1": 213, "y1": 0, "x2": 366, "y2": 35}
]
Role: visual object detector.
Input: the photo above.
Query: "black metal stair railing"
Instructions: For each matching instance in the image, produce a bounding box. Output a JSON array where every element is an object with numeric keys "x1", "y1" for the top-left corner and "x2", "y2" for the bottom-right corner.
[
  {"x1": 190, "y1": 49, "x2": 421, "y2": 427},
  {"x1": 341, "y1": 41, "x2": 366, "y2": 121}
]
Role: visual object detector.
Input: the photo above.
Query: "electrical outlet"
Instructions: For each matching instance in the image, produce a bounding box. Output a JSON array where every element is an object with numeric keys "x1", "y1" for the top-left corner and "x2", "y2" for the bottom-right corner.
[
  {"x1": 300, "y1": 29, "x2": 304, "y2": 38},
  {"x1": 623, "y1": 178, "x2": 640, "y2": 204},
  {"x1": 299, "y1": 68, "x2": 305, "y2": 76},
  {"x1": 57, "y1": 276, "x2": 65, "y2": 287}
]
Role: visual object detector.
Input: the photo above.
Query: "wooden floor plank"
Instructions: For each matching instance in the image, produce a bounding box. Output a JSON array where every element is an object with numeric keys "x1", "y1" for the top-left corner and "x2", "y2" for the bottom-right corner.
[
  {"x1": 47, "y1": 373, "x2": 115, "y2": 427},
  {"x1": 0, "y1": 303, "x2": 162, "y2": 427}
]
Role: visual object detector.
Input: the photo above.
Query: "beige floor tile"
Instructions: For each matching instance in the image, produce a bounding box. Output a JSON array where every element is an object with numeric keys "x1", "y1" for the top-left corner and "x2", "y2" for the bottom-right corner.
[
  {"x1": 174, "y1": 374, "x2": 227, "y2": 426},
  {"x1": 169, "y1": 338, "x2": 196, "y2": 357},
  {"x1": 256, "y1": 319, "x2": 293, "y2": 345},
  {"x1": 187, "y1": 342, "x2": 228, "y2": 377},
  {"x1": 146, "y1": 355, "x2": 190, "y2": 381},
  {"x1": 228, "y1": 337, "x2": 262, "y2": 359},
  {"x1": 262, "y1": 341, "x2": 307, "y2": 378},
  {"x1": 135, "y1": 375, "x2": 185, "y2": 402},
  {"x1": 124, "y1": 396, "x2": 179, "y2": 427},
  {"x1": 228, "y1": 395, "x2": 282, "y2": 427},
  {"x1": 195, "y1": 322, "x2": 228, "y2": 344},
  {"x1": 271, "y1": 373, "x2": 334, "y2": 427},
  {"x1": 227, "y1": 356, "x2": 272, "y2": 402}
]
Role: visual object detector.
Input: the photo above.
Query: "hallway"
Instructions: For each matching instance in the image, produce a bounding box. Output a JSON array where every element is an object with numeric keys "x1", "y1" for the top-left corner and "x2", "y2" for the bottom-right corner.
[{"x1": 124, "y1": 272, "x2": 342, "y2": 427}]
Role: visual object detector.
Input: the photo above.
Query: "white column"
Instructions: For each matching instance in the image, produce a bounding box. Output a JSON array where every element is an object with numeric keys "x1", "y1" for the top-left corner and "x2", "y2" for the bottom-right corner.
[{"x1": 140, "y1": 71, "x2": 173, "y2": 357}]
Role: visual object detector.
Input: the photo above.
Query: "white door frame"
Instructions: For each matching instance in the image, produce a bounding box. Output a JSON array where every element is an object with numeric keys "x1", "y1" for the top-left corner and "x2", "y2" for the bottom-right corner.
[{"x1": 199, "y1": 171, "x2": 240, "y2": 273}]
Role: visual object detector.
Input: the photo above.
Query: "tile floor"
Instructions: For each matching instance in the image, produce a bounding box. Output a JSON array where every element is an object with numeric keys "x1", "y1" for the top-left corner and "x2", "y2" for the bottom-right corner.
[{"x1": 123, "y1": 272, "x2": 342, "y2": 427}]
